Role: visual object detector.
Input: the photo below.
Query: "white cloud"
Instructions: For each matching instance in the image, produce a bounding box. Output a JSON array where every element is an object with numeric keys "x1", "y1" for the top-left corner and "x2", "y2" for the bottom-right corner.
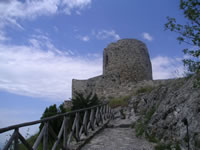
[
  {"x1": 94, "y1": 30, "x2": 120, "y2": 41},
  {"x1": 0, "y1": 35, "x2": 102, "y2": 101},
  {"x1": 0, "y1": 0, "x2": 92, "y2": 28},
  {"x1": 78, "y1": 35, "x2": 90, "y2": 42},
  {"x1": 142, "y1": 32, "x2": 153, "y2": 41},
  {"x1": 82, "y1": 35, "x2": 90, "y2": 41},
  {"x1": 151, "y1": 56, "x2": 185, "y2": 79},
  {"x1": 62, "y1": 0, "x2": 91, "y2": 15}
]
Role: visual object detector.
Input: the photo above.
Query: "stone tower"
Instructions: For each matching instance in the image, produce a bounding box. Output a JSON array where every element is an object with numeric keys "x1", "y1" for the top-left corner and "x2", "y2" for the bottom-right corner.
[
  {"x1": 72, "y1": 39, "x2": 153, "y2": 100},
  {"x1": 103, "y1": 39, "x2": 152, "y2": 82}
]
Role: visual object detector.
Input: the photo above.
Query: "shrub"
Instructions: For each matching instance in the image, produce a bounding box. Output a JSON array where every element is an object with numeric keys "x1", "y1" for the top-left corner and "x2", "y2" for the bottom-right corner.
[
  {"x1": 155, "y1": 143, "x2": 171, "y2": 150},
  {"x1": 135, "y1": 120, "x2": 145, "y2": 137},
  {"x1": 144, "y1": 106, "x2": 156, "y2": 124},
  {"x1": 71, "y1": 92, "x2": 101, "y2": 131},
  {"x1": 135, "y1": 106, "x2": 156, "y2": 137},
  {"x1": 71, "y1": 92, "x2": 101, "y2": 111},
  {"x1": 135, "y1": 86, "x2": 154, "y2": 95},
  {"x1": 108, "y1": 96, "x2": 130, "y2": 108},
  {"x1": 154, "y1": 142, "x2": 181, "y2": 150},
  {"x1": 145, "y1": 131, "x2": 158, "y2": 143}
]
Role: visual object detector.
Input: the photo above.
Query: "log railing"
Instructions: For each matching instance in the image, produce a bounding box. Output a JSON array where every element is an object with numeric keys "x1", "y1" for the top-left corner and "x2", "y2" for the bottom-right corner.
[{"x1": 0, "y1": 103, "x2": 113, "y2": 150}]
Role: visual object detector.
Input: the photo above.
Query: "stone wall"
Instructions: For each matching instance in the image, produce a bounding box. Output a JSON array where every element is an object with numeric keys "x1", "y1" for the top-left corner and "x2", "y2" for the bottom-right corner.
[
  {"x1": 72, "y1": 39, "x2": 153, "y2": 100},
  {"x1": 64, "y1": 100, "x2": 72, "y2": 109},
  {"x1": 72, "y1": 74, "x2": 170, "y2": 100}
]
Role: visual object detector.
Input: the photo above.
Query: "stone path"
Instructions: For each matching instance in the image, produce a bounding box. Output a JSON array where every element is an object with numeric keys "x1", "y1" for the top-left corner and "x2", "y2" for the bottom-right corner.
[
  {"x1": 81, "y1": 108, "x2": 155, "y2": 150},
  {"x1": 81, "y1": 128, "x2": 154, "y2": 150}
]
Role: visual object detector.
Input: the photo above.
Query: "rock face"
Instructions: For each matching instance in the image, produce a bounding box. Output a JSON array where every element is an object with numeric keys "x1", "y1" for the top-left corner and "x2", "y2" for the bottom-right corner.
[
  {"x1": 72, "y1": 39, "x2": 152, "y2": 99},
  {"x1": 128, "y1": 76, "x2": 200, "y2": 150}
]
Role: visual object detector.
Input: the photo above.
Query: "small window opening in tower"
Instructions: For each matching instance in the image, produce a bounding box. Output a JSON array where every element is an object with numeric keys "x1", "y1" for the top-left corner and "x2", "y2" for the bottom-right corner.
[{"x1": 105, "y1": 54, "x2": 109, "y2": 67}]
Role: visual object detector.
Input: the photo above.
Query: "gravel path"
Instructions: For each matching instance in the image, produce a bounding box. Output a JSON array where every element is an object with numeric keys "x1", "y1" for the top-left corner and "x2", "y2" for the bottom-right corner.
[
  {"x1": 81, "y1": 127, "x2": 154, "y2": 150},
  {"x1": 81, "y1": 107, "x2": 155, "y2": 150}
]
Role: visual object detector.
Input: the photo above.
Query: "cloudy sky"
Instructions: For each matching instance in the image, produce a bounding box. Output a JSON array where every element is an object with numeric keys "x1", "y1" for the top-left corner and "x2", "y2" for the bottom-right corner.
[{"x1": 0, "y1": 0, "x2": 189, "y2": 146}]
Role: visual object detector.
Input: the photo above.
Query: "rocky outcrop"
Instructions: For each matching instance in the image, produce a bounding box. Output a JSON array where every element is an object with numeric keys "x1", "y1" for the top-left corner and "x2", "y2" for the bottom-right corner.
[
  {"x1": 128, "y1": 76, "x2": 200, "y2": 150},
  {"x1": 72, "y1": 39, "x2": 152, "y2": 100}
]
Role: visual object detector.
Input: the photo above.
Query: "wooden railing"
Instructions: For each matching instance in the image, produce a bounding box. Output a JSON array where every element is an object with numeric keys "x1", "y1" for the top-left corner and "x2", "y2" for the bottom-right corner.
[{"x1": 0, "y1": 103, "x2": 113, "y2": 150}]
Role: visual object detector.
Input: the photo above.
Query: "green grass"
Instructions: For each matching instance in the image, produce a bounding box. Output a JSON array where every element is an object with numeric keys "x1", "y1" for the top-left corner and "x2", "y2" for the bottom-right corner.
[
  {"x1": 18, "y1": 132, "x2": 64, "y2": 150},
  {"x1": 135, "y1": 120, "x2": 145, "y2": 136},
  {"x1": 155, "y1": 143, "x2": 171, "y2": 150},
  {"x1": 154, "y1": 142, "x2": 181, "y2": 150},
  {"x1": 108, "y1": 96, "x2": 130, "y2": 108},
  {"x1": 145, "y1": 132, "x2": 158, "y2": 143},
  {"x1": 135, "y1": 86, "x2": 154, "y2": 95},
  {"x1": 135, "y1": 106, "x2": 156, "y2": 137},
  {"x1": 18, "y1": 133, "x2": 43, "y2": 150},
  {"x1": 144, "y1": 107, "x2": 156, "y2": 124}
]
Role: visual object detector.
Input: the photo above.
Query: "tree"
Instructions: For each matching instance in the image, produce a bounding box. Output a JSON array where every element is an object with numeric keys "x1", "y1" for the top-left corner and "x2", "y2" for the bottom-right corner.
[
  {"x1": 39, "y1": 103, "x2": 67, "y2": 145},
  {"x1": 165, "y1": 0, "x2": 200, "y2": 85}
]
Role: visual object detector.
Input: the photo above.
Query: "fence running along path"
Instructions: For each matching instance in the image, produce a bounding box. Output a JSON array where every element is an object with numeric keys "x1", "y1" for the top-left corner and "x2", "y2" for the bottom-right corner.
[{"x1": 0, "y1": 103, "x2": 113, "y2": 150}]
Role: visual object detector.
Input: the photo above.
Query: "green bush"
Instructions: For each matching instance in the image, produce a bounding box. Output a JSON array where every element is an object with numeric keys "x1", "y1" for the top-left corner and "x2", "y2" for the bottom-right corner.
[
  {"x1": 71, "y1": 92, "x2": 101, "y2": 110},
  {"x1": 108, "y1": 96, "x2": 130, "y2": 108},
  {"x1": 135, "y1": 86, "x2": 154, "y2": 95},
  {"x1": 71, "y1": 92, "x2": 101, "y2": 134}
]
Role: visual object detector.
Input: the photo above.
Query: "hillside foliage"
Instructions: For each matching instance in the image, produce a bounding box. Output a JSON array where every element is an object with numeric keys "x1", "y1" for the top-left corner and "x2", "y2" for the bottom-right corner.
[{"x1": 165, "y1": 0, "x2": 200, "y2": 85}]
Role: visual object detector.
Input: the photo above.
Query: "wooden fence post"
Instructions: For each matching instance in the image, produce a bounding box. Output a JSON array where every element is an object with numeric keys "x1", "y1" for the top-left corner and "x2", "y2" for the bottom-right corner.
[
  {"x1": 63, "y1": 116, "x2": 70, "y2": 149},
  {"x1": 1, "y1": 103, "x2": 113, "y2": 150},
  {"x1": 75, "y1": 112, "x2": 80, "y2": 141},
  {"x1": 14, "y1": 128, "x2": 19, "y2": 150},
  {"x1": 43, "y1": 122, "x2": 48, "y2": 150},
  {"x1": 95, "y1": 107, "x2": 99, "y2": 126}
]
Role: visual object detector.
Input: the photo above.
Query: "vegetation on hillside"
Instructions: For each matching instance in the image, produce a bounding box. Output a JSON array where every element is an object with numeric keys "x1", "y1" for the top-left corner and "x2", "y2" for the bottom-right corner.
[
  {"x1": 108, "y1": 96, "x2": 130, "y2": 108},
  {"x1": 39, "y1": 103, "x2": 67, "y2": 135},
  {"x1": 165, "y1": 0, "x2": 200, "y2": 86},
  {"x1": 71, "y1": 92, "x2": 101, "y2": 110}
]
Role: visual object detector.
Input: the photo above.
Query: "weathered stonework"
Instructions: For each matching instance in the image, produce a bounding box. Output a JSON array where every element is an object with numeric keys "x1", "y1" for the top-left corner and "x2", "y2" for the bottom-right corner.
[
  {"x1": 103, "y1": 39, "x2": 152, "y2": 82},
  {"x1": 72, "y1": 39, "x2": 153, "y2": 100},
  {"x1": 64, "y1": 100, "x2": 72, "y2": 109}
]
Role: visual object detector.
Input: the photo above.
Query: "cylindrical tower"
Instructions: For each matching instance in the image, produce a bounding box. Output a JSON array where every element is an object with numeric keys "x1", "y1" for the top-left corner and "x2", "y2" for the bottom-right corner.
[{"x1": 103, "y1": 39, "x2": 152, "y2": 82}]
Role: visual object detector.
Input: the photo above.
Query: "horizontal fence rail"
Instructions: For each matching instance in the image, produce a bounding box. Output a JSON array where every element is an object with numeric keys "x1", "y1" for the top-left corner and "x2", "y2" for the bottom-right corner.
[{"x1": 0, "y1": 103, "x2": 114, "y2": 150}]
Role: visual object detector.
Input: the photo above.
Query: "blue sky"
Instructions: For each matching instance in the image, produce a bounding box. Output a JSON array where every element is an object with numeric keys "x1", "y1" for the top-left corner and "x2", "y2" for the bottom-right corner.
[{"x1": 0, "y1": 0, "x2": 189, "y2": 146}]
